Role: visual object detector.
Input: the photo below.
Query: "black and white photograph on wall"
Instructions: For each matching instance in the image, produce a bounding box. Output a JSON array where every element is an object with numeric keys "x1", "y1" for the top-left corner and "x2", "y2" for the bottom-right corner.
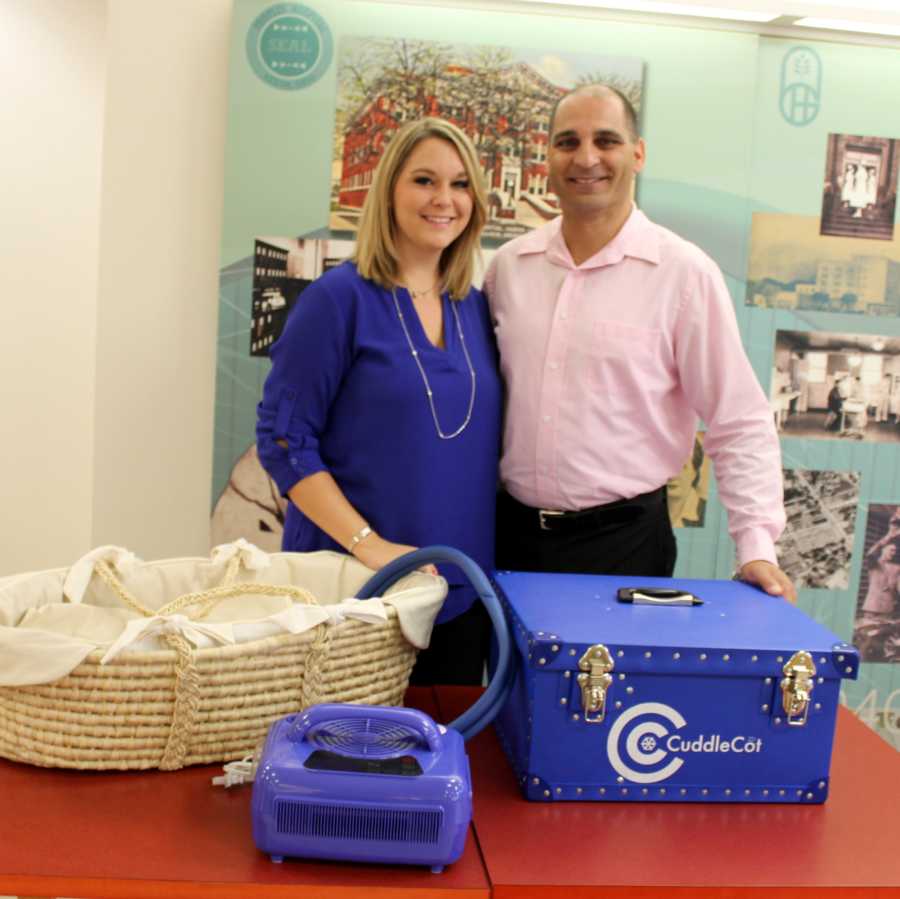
[
  {"x1": 250, "y1": 235, "x2": 499, "y2": 360},
  {"x1": 745, "y1": 213, "x2": 900, "y2": 317},
  {"x1": 820, "y1": 133, "x2": 900, "y2": 241},
  {"x1": 775, "y1": 469, "x2": 860, "y2": 589},
  {"x1": 770, "y1": 329, "x2": 900, "y2": 442},
  {"x1": 853, "y1": 504, "x2": 900, "y2": 663},
  {"x1": 250, "y1": 236, "x2": 355, "y2": 356},
  {"x1": 331, "y1": 37, "x2": 643, "y2": 242},
  {"x1": 666, "y1": 432, "x2": 709, "y2": 528}
]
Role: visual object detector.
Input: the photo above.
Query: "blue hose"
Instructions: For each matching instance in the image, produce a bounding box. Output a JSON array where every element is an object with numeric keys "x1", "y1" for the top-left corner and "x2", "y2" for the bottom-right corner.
[{"x1": 356, "y1": 546, "x2": 513, "y2": 741}]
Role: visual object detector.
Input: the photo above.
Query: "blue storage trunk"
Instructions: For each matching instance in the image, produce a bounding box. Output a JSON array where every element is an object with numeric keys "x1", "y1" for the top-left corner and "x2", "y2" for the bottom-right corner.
[{"x1": 493, "y1": 571, "x2": 859, "y2": 804}]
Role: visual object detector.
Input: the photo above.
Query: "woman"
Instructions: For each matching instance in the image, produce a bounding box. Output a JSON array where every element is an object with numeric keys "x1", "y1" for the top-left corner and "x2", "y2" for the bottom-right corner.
[
  {"x1": 855, "y1": 531, "x2": 900, "y2": 660},
  {"x1": 840, "y1": 162, "x2": 857, "y2": 209},
  {"x1": 861, "y1": 542, "x2": 899, "y2": 615},
  {"x1": 256, "y1": 118, "x2": 501, "y2": 684}
]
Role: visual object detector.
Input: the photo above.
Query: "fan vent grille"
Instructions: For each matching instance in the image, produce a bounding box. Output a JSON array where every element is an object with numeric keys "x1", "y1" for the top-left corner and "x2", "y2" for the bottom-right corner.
[
  {"x1": 308, "y1": 717, "x2": 421, "y2": 758},
  {"x1": 275, "y1": 800, "x2": 442, "y2": 844}
]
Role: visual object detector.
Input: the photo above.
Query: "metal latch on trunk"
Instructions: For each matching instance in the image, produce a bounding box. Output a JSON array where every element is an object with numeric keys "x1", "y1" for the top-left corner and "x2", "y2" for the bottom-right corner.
[
  {"x1": 780, "y1": 650, "x2": 816, "y2": 726},
  {"x1": 577, "y1": 644, "x2": 614, "y2": 723}
]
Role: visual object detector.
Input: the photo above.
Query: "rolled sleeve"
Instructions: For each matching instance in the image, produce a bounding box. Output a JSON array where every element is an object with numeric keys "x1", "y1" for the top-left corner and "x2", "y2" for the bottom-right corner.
[
  {"x1": 255, "y1": 279, "x2": 353, "y2": 496},
  {"x1": 256, "y1": 395, "x2": 327, "y2": 495}
]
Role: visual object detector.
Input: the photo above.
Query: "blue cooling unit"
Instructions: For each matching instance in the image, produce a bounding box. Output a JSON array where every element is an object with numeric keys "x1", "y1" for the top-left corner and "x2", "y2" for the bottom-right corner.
[
  {"x1": 251, "y1": 703, "x2": 472, "y2": 872},
  {"x1": 251, "y1": 545, "x2": 513, "y2": 872}
]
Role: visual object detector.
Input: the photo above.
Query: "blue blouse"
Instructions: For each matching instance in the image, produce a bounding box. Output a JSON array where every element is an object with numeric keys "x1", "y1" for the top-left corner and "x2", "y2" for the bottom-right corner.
[{"x1": 256, "y1": 261, "x2": 502, "y2": 622}]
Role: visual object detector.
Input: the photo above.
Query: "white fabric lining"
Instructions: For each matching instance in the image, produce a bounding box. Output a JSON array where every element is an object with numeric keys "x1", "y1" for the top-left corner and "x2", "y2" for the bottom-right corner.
[{"x1": 0, "y1": 543, "x2": 446, "y2": 687}]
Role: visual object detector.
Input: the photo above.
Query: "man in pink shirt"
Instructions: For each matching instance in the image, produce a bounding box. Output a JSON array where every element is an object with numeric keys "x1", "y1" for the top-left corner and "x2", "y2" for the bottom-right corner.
[{"x1": 484, "y1": 84, "x2": 796, "y2": 601}]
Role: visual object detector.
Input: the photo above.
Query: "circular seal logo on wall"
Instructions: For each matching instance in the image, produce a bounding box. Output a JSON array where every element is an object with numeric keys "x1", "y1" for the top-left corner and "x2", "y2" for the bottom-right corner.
[{"x1": 246, "y1": 3, "x2": 333, "y2": 91}]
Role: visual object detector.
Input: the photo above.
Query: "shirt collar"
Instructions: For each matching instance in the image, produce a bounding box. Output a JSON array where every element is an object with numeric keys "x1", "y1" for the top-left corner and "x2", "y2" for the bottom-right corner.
[{"x1": 515, "y1": 206, "x2": 661, "y2": 269}]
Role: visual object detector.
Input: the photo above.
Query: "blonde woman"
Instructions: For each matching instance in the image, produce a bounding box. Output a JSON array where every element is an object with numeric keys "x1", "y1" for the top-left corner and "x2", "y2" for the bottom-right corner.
[{"x1": 256, "y1": 118, "x2": 500, "y2": 683}]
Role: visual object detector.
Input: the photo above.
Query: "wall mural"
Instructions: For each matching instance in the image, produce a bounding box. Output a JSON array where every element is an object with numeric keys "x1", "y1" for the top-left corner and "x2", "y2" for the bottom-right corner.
[{"x1": 216, "y1": 0, "x2": 900, "y2": 749}]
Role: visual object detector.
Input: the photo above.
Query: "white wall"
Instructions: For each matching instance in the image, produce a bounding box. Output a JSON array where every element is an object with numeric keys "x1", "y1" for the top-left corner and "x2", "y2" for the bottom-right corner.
[
  {"x1": 91, "y1": 0, "x2": 231, "y2": 559},
  {"x1": 0, "y1": 0, "x2": 105, "y2": 574},
  {"x1": 0, "y1": 0, "x2": 232, "y2": 576}
]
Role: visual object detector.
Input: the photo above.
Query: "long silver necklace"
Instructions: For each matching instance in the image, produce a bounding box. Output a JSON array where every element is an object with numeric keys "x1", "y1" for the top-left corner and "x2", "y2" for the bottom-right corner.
[{"x1": 391, "y1": 287, "x2": 477, "y2": 440}]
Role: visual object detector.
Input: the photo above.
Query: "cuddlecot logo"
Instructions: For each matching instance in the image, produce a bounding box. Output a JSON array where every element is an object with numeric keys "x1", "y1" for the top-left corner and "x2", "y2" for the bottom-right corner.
[{"x1": 606, "y1": 702, "x2": 764, "y2": 784}]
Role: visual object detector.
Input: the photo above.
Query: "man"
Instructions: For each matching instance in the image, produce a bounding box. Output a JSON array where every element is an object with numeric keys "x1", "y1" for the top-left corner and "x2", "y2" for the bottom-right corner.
[{"x1": 484, "y1": 84, "x2": 796, "y2": 602}]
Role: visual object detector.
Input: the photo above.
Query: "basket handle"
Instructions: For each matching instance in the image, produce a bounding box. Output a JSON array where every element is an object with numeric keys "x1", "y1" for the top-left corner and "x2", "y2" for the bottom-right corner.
[
  {"x1": 287, "y1": 702, "x2": 443, "y2": 753},
  {"x1": 356, "y1": 545, "x2": 513, "y2": 741}
]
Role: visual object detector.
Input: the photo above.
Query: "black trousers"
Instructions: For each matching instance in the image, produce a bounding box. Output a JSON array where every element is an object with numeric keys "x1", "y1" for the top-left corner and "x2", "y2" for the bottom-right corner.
[
  {"x1": 495, "y1": 487, "x2": 677, "y2": 577},
  {"x1": 409, "y1": 597, "x2": 491, "y2": 686}
]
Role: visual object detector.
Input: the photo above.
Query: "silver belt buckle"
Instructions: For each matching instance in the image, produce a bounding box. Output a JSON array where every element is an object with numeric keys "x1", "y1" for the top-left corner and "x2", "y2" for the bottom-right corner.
[{"x1": 538, "y1": 509, "x2": 565, "y2": 530}]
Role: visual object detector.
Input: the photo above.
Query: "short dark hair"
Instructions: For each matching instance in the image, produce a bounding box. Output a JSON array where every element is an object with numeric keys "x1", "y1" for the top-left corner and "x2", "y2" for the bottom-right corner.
[{"x1": 549, "y1": 83, "x2": 640, "y2": 142}]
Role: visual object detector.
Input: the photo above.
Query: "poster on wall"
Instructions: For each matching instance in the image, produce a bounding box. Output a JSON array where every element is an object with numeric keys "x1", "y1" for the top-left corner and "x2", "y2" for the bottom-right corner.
[
  {"x1": 330, "y1": 37, "x2": 642, "y2": 241},
  {"x1": 769, "y1": 328, "x2": 900, "y2": 443},
  {"x1": 853, "y1": 503, "x2": 900, "y2": 663},
  {"x1": 746, "y1": 212, "x2": 900, "y2": 317},
  {"x1": 775, "y1": 469, "x2": 860, "y2": 589},
  {"x1": 249, "y1": 236, "x2": 354, "y2": 357},
  {"x1": 820, "y1": 133, "x2": 900, "y2": 242}
]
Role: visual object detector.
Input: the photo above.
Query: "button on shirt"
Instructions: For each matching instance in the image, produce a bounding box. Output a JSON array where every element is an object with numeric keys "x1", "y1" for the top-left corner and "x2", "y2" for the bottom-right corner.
[{"x1": 483, "y1": 208, "x2": 785, "y2": 567}]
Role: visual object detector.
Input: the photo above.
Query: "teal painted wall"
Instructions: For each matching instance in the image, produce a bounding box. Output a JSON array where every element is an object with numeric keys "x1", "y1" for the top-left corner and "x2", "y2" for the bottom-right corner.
[{"x1": 217, "y1": 1, "x2": 900, "y2": 746}]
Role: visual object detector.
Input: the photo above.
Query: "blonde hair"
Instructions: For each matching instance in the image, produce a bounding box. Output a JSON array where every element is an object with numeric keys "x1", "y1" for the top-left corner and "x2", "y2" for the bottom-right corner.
[{"x1": 353, "y1": 117, "x2": 487, "y2": 300}]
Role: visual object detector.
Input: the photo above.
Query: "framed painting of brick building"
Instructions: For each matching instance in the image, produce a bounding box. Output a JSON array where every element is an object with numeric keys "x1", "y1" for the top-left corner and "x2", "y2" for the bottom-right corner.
[{"x1": 331, "y1": 38, "x2": 643, "y2": 242}]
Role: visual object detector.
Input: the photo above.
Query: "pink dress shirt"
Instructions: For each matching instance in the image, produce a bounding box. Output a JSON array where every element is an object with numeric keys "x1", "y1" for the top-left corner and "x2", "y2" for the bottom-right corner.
[{"x1": 484, "y1": 207, "x2": 785, "y2": 567}]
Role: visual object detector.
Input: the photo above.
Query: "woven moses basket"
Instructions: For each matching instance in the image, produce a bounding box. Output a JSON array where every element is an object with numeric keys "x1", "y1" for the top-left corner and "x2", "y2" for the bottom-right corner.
[{"x1": 0, "y1": 541, "x2": 446, "y2": 771}]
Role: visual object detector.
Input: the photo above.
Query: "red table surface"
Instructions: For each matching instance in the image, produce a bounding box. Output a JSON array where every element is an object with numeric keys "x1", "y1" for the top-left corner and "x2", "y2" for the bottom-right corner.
[
  {"x1": 435, "y1": 686, "x2": 900, "y2": 899},
  {"x1": 0, "y1": 686, "x2": 489, "y2": 899}
]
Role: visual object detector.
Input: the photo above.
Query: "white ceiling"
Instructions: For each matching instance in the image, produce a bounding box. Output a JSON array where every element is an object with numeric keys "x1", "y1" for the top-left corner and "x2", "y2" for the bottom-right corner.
[{"x1": 501, "y1": 0, "x2": 900, "y2": 41}]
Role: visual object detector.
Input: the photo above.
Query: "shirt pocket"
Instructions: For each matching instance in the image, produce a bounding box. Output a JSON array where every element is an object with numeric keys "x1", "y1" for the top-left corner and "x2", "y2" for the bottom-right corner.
[{"x1": 589, "y1": 320, "x2": 667, "y2": 410}]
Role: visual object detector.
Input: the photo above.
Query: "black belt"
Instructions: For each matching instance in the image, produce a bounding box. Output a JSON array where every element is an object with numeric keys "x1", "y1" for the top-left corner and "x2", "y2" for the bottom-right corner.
[{"x1": 500, "y1": 487, "x2": 667, "y2": 533}]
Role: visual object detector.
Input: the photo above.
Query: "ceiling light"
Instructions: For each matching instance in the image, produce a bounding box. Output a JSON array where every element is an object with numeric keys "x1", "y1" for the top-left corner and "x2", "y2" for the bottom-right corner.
[
  {"x1": 789, "y1": 0, "x2": 900, "y2": 12},
  {"x1": 794, "y1": 17, "x2": 900, "y2": 37},
  {"x1": 516, "y1": 1, "x2": 781, "y2": 22}
]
